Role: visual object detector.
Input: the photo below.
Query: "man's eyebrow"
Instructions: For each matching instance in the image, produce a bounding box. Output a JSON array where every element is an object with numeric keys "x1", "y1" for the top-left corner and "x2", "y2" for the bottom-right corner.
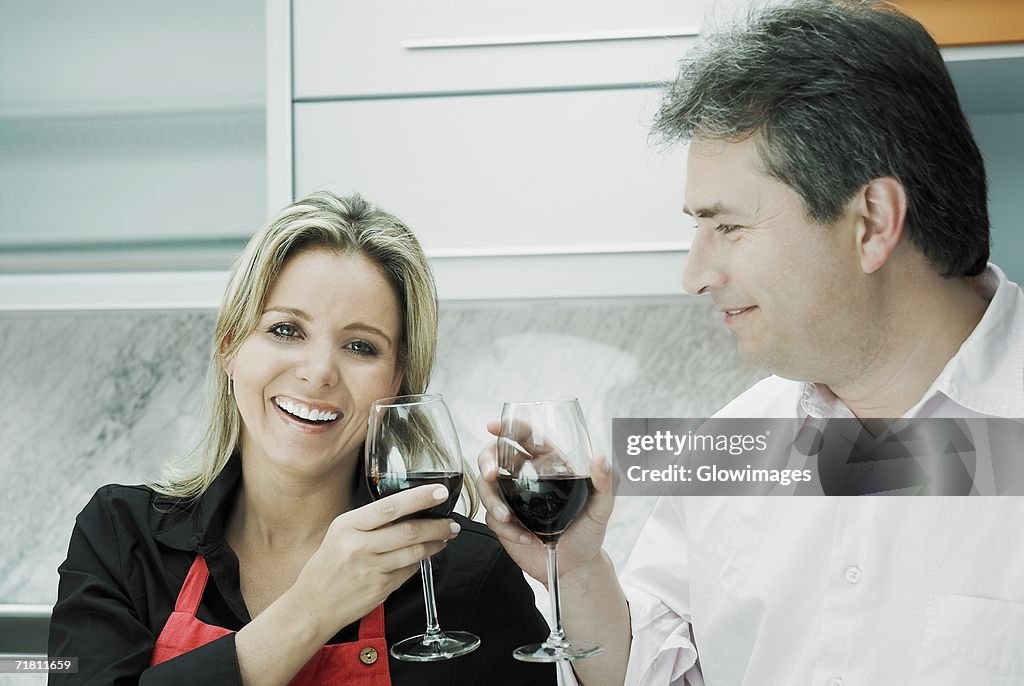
[{"x1": 682, "y1": 203, "x2": 736, "y2": 219}]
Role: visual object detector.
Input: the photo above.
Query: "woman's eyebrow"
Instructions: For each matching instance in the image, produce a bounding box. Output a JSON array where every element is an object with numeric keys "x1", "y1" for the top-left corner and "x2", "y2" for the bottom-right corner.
[
  {"x1": 346, "y1": 322, "x2": 393, "y2": 346},
  {"x1": 263, "y1": 306, "x2": 312, "y2": 321}
]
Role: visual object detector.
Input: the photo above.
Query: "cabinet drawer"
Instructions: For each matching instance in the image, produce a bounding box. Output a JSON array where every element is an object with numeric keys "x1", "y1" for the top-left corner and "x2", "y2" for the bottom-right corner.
[
  {"x1": 292, "y1": 0, "x2": 703, "y2": 98},
  {"x1": 293, "y1": 88, "x2": 690, "y2": 254}
]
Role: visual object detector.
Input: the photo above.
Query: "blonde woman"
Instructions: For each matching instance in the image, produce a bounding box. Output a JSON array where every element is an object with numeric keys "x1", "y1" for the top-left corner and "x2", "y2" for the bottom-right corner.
[{"x1": 49, "y1": 192, "x2": 554, "y2": 685}]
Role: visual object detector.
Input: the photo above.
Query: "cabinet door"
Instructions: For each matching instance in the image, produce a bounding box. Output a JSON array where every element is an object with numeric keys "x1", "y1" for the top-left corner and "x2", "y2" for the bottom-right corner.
[
  {"x1": 294, "y1": 88, "x2": 690, "y2": 253},
  {"x1": 292, "y1": 0, "x2": 706, "y2": 98}
]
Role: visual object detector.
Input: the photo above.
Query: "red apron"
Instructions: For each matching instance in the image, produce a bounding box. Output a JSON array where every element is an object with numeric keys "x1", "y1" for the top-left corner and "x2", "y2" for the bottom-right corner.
[{"x1": 151, "y1": 555, "x2": 392, "y2": 685}]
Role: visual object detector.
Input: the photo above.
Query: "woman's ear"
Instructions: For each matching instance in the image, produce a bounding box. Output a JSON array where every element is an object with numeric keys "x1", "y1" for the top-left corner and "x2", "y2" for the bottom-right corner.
[
  {"x1": 218, "y1": 335, "x2": 236, "y2": 377},
  {"x1": 389, "y1": 366, "x2": 405, "y2": 397}
]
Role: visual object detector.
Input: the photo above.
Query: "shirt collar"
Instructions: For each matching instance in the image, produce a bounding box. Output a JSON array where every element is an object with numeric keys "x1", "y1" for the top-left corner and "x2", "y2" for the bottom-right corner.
[
  {"x1": 799, "y1": 264, "x2": 1024, "y2": 419},
  {"x1": 928, "y1": 264, "x2": 1024, "y2": 418},
  {"x1": 151, "y1": 453, "x2": 244, "y2": 553},
  {"x1": 151, "y1": 454, "x2": 374, "y2": 553}
]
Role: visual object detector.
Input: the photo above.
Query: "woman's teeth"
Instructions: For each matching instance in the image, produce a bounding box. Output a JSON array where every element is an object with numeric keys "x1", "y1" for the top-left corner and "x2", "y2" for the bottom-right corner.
[{"x1": 274, "y1": 397, "x2": 339, "y2": 422}]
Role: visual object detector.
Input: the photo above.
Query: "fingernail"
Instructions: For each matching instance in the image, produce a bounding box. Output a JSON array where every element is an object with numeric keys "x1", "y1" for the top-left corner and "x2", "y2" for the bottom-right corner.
[
  {"x1": 433, "y1": 486, "x2": 449, "y2": 500},
  {"x1": 495, "y1": 505, "x2": 510, "y2": 521},
  {"x1": 519, "y1": 533, "x2": 533, "y2": 545},
  {"x1": 450, "y1": 521, "x2": 461, "y2": 535}
]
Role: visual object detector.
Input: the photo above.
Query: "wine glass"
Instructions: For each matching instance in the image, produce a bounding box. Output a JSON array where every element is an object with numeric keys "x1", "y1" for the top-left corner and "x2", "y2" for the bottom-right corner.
[
  {"x1": 496, "y1": 398, "x2": 603, "y2": 662},
  {"x1": 365, "y1": 393, "x2": 481, "y2": 661}
]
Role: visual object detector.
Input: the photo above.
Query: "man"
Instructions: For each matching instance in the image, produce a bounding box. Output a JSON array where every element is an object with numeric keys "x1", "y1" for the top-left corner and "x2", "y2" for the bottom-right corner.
[{"x1": 477, "y1": 1, "x2": 1024, "y2": 684}]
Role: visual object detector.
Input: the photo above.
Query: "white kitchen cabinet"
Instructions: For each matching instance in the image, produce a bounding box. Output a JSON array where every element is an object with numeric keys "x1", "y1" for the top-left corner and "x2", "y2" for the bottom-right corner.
[
  {"x1": 293, "y1": 89, "x2": 688, "y2": 253},
  {"x1": 276, "y1": 0, "x2": 1024, "y2": 300},
  {"x1": 292, "y1": 0, "x2": 703, "y2": 98},
  {"x1": 281, "y1": 0, "x2": 701, "y2": 300},
  {"x1": 0, "y1": 0, "x2": 266, "y2": 272}
]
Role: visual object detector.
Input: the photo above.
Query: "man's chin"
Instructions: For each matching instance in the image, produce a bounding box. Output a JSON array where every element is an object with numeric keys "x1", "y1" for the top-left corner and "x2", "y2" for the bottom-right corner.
[{"x1": 735, "y1": 342, "x2": 808, "y2": 380}]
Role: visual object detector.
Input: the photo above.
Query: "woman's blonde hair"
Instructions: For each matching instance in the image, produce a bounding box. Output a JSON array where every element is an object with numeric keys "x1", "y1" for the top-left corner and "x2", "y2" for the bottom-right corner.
[{"x1": 152, "y1": 191, "x2": 477, "y2": 515}]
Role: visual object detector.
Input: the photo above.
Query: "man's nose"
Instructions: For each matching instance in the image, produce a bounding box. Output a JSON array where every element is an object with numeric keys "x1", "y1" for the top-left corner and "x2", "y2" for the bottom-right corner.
[{"x1": 682, "y1": 229, "x2": 728, "y2": 296}]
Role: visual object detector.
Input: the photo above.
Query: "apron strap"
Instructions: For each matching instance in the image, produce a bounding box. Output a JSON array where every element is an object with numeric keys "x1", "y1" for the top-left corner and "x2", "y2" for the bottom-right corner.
[
  {"x1": 175, "y1": 556, "x2": 385, "y2": 641},
  {"x1": 357, "y1": 603, "x2": 386, "y2": 640},
  {"x1": 174, "y1": 555, "x2": 211, "y2": 615}
]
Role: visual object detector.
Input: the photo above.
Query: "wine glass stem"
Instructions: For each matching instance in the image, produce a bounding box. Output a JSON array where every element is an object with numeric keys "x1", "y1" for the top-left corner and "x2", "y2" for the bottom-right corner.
[
  {"x1": 420, "y1": 557, "x2": 444, "y2": 642},
  {"x1": 545, "y1": 541, "x2": 568, "y2": 645}
]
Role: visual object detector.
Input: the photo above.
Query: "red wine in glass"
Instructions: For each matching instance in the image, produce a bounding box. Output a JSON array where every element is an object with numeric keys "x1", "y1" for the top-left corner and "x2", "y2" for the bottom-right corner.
[
  {"x1": 496, "y1": 474, "x2": 593, "y2": 542},
  {"x1": 371, "y1": 471, "x2": 464, "y2": 519},
  {"x1": 366, "y1": 394, "x2": 480, "y2": 662},
  {"x1": 497, "y1": 398, "x2": 603, "y2": 663}
]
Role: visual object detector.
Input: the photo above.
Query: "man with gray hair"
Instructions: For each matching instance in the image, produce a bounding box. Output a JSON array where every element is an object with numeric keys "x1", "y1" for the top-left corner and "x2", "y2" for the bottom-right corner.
[{"x1": 478, "y1": 1, "x2": 1024, "y2": 684}]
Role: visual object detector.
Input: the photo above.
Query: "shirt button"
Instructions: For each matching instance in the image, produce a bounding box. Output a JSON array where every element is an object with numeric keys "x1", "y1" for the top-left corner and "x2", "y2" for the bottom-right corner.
[
  {"x1": 359, "y1": 646, "x2": 378, "y2": 665},
  {"x1": 828, "y1": 678, "x2": 844, "y2": 686},
  {"x1": 845, "y1": 566, "x2": 862, "y2": 584}
]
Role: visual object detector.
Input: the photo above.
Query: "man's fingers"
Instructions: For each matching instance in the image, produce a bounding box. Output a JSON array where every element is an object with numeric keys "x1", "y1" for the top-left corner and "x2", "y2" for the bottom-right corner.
[
  {"x1": 477, "y1": 440, "x2": 499, "y2": 481},
  {"x1": 476, "y1": 475, "x2": 512, "y2": 522},
  {"x1": 585, "y1": 453, "x2": 616, "y2": 526},
  {"x1": 591, "y1": 453, "x2": 614, "y2": 495},
  {"x1": 349, "y1": 484, "x2": 451, "y2": 531},
  {"x1": 486, "y1": 419, "x2": 501, "y2": 437},
  {"x1": 485, "y1": 511, "x2": 535, "y2": 547}
]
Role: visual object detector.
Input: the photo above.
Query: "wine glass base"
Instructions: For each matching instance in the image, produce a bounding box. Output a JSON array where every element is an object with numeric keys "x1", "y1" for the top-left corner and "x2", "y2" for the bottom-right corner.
[
  {"x1": 513, "y1": 640, "x2": 603, "y2": 663},
  {"x1": 390, "y1": 631, "x2": 481, "y2": 662}
]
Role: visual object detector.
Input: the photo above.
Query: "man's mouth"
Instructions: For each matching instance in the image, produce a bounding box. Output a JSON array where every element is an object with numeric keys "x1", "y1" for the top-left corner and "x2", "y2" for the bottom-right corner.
[{"x1": 721, "y1": 306, "x2": 756, "y2": 324}]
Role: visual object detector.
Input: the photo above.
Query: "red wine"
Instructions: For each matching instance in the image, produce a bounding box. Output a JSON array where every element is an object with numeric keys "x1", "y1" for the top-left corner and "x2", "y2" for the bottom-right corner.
[
  {"x1": 370, "y1": 471, "x2": 463, "y2": 518},
  {"x1": 497, "y1": 475, "x2": 594, "y2": 542}
]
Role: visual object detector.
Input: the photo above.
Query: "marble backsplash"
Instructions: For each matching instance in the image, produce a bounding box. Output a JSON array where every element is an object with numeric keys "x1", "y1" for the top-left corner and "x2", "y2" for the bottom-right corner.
[{"x1": 0, "y1": 296, "x2": 764, "y2": 607}]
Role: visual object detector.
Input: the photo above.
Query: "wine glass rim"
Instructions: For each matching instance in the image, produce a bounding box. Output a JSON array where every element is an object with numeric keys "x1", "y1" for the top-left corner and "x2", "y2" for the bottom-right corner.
[
  {"x1": 372, "y1": 392, "x2": 445, "y2": 408},
  {"x1": 501, "y1": 397, "x2": 580, "y2": 407}
]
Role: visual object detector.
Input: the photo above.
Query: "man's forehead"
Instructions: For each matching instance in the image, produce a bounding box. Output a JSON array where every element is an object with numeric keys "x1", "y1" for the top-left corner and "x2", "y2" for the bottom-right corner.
[{"x1": 684, "y1": 135, "x2": 778, "y2": 218}]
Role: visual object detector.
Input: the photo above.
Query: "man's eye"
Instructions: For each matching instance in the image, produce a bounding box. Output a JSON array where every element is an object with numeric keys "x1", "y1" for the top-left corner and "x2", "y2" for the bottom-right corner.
[
  {"x1": 347, "y1": 340, "x2": 378, "y2": 356},
  {"x1": 716, "y1": 224, "x2": 742, "y2": 234},
  {"x1": 269, "y1": 323, "x2": 300, "y2": 339}
]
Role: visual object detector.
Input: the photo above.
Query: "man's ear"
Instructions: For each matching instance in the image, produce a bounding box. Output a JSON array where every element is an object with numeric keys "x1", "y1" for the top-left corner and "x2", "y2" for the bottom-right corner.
[{"x1": 855, "y1": 176, "x2": 907, "y2": 274}]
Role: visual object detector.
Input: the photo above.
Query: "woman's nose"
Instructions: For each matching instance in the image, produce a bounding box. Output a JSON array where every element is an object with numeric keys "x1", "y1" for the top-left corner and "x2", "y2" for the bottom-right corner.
[{"x1": 294, "y1": 342, "x2": 340, "y2": 388}]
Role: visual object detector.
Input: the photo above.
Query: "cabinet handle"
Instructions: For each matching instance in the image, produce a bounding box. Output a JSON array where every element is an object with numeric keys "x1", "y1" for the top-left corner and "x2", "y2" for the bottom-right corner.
[{"x1": 401, "y1": 26, "x2": 699, "y2": 50}]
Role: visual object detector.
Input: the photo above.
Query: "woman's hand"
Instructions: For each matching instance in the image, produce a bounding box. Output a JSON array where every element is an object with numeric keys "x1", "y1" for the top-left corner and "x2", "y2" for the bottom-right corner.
[
  {"x1": 294, "y1": 484, "x2": 460, "y2": 637},
  {"x1": 476, "y1": 420, "x2": 615, "y2": 584}
]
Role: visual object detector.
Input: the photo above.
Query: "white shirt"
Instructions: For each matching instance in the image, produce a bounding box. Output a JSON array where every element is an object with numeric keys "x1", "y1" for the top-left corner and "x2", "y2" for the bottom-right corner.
[{"x1": 621, "y1": 264, "x2": 1024, "y2": 686}]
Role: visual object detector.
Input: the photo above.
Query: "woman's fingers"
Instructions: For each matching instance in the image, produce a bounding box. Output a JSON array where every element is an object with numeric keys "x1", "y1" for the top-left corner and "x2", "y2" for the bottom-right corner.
[
  {"x1": 366, "y1": 518, "x2": 459, "y2": 554},
  {"x1": 347, "y1": 484, "x2": 451, "y2": 531},
  {"x1": 376, "y1": 539, "x2": 449, "y2": 571}
]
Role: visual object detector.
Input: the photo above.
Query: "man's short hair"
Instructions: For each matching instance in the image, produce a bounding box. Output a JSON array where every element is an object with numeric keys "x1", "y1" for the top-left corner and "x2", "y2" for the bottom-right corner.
[{"x1": 654, "y1": 0, "x2": 989, "y2": 277}]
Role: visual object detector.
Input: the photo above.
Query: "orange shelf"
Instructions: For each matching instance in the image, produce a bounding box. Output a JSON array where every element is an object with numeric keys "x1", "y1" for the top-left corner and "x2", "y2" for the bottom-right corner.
[{"x1": 893, "y1": 0, "x2": 1024, "y2": 46}]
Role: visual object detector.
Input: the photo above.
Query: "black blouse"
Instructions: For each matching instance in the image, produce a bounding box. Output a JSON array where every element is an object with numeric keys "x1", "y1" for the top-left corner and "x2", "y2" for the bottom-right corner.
[{"x1": 47, "y1": 456, "x2": 555, "y2": 685}]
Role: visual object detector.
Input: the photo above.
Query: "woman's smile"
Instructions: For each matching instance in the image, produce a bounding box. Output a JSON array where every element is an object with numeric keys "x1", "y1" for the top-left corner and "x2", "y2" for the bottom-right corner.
[{"x1": 272, "y1": 395, "x2": 343, "y2": 434}]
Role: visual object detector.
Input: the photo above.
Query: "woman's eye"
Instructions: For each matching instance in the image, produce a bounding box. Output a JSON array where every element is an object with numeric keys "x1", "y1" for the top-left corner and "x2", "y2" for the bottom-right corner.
[
  {"x1": 269, "y1": 323, "x2": 300, "y2": 339},
  {"x1": 347, "y1": 340, "x2": 378, "y2": 356}
]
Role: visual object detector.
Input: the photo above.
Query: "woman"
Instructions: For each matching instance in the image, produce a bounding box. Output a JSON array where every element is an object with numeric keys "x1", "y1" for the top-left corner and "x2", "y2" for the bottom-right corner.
[{"x1": 48, "y1": 192, "x2": 555, "y2": 684}]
